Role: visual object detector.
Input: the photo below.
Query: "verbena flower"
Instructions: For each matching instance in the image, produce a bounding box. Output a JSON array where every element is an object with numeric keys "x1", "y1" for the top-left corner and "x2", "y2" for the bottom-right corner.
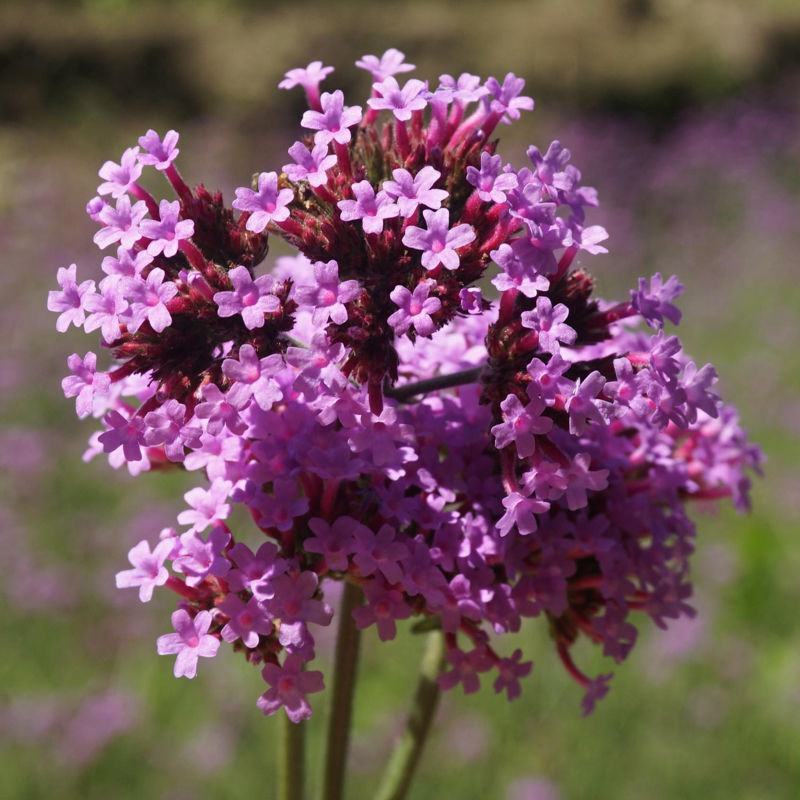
[{"x1": 51, "y1": 53, "x2": 761, "y2": 722}]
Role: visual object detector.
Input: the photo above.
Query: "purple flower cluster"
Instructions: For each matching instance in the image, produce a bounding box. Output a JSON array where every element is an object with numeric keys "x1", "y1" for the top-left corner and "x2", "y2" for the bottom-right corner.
[{"x1": 51, "y1": 49, "x2": 761, "y2": 721}]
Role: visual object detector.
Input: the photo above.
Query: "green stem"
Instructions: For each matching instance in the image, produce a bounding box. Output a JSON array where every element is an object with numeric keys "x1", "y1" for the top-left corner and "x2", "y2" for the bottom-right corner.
[
  {"x1": 279, "y1": 713, "x2": 306, "y2": 800},
  {"x1": 375, "y1": 631, "x2": 445, "y2": 800},
  {"x1": 320, "y1": 581, "x2": 363, "y2": 800}
]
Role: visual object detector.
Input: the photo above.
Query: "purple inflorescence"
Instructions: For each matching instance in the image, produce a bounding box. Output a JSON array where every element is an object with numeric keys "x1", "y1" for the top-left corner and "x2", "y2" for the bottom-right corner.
[{"x1": 50, "y1": 48, "x2": 762, "y2": 721}]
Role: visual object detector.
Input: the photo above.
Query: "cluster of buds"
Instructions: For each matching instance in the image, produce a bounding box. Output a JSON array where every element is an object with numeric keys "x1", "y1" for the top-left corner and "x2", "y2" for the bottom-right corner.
[{"x1": 50, "y1": 49, "x2": 761, "y2": 720}]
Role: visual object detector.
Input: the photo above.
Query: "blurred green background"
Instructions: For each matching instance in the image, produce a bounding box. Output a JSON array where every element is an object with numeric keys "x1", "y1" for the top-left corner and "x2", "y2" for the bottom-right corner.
[{"x1": 1, "y1": 1, "x2": 800, "y2": 798}]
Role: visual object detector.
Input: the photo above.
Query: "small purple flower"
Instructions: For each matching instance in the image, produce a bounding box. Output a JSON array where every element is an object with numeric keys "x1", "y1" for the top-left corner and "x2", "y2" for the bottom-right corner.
[
  {"x1": 62, "y1": 352, "x2": 110, "y2": 419},
  {"x1": 681, "y1": 361, "x2": 720, "y2": 422},
  {"x1": 388, "y1": 280, "x2": 441, "y2": 337},
  {"x1": 356, "y1": 49, "x2": 415, "y2": 81},
  {"x1": 305, "y1": 516, "x2": 361, "y2": 571},
  {"x1": 84, "y1": 276, "x2": 128, "y2": 342},
  {"x1": 143, "y1": 399, "x2": 199, "y2": 461},
  {"x1": 402, "y1": 208, "x2": 476, "y2": 271},
  {"x1": 368, "y1": 77, "x2": 428, "y2": 121},
  {"x1": 459, "y1": 286, "x2": 483, "y2": 313},
  {"x1": 47, "y1": 263, "x2": 95, "y2": 332},
  {"x1": 496, "y1": 491, "x2": 550, "y2": 537},
  {"x1": 527, "y1": 354, "x2": 570, "y2": 401},
  {"x1": 353, "y1": 579, "x2": 412, "y2": 641},
  {"x1": 101, "y1": 246, "x2": 152, "y2": 278},
  {"x1": 294, "y1": 260, "x2": 360, "y2": 326},
  {"x1": 278, "y1": 61, "x2": 334, "y2": 107},
  {"x1": 283, "y1": 141, "x2": 337, "y2": 188},
  {"x1": 493, "y1": 649, "x2": 533, "y2": 700},
  {"x1": 194, "y1": 383, "x2": 249, "y2": 436},
  {"x1": 177, "y1": 479, "x2": 232, "y2": 532},
  {"x1": 437, "y1": 73, "x2": 487, "y2": 105},
  {"x1": 581, "y1": 673, "x2": 612, "y2": 716},
  {"x1": 438, "y1": 646, "x2": 493, "y2": 694},
  {"x1": 97, "y1": 147, "x2": 143, "y2": 198},
  {"x1": 213, "y1": 266, "x2": 280, "y2": 330},
  {"x1": 254, "y1": 479, "x2": 310, "y2": 533},
  {"x1": 228, "y1": 541, "x2": 287, "y2": 596},
  {"x1": 491, "y1": 244, "x2": 550, "y2": 297},
  {"x1": 98, "y1": 409, "x2": 146, "y2": 462},
  {"x1": 491, "y1": 393, "x2": 553, "y2": 457},
  {"x1": 466, "y1": 152, "x2": 518, "y2": 203},
  {"x1": 301, "y1": 90, "x2": 363, "y2": 146},
  {"x1": 232, "y1": 172, "x2": 294, "y2": 233},
  {"x1": 124, "y1": 268, "x2": 178, "y2": 333},
  {"x1": 93, "y1": 196, "x2": 148, "y2": 250},
  {"x1": 218, "y1": 595, "x2": 272, "y2": 648},
  {"x1": 222, "y1": 345, "x2": 284, "y2": 410},
  {"x1": 382, "y1": 166, "x2": 448, "y2": 217},
  {"x1": 139, "y1": 200, "x2": 195, "y2": 257},
  {"x1": 352, "y1": 523, "x2": 409, "y2": 585},
  {"x1": 115, "y1": 538, "x2": 173, "y2": 602},
  {"x1": 564, "y1": 454, "x2": 609, "y2": 511},
  {"x1": 137, "y1": 129, "x2": 180, "y2": 170},
  {"x1": 520, "y1": 297, "x2": 576, "y2": 355},
  {"x1": 337, "y1": 181, "x2": 399, "y2": 234},
  {"x1": 631, "y1": 272, "x2": 684, "y2": 328},
  {"x1": 484, "y1": 73, "x2": 534, "y2": 122},
  {"x1": 267, "y1": 571, "x2": 333, "y2": 629},
  {"x1": 566, "y1": 371, "x2": 607, "y2": 435},
  {"x1": 565, "y1": 224, "x2": 609, "y2": 255},
  {"x1": 157, "y1": 609, "x2": 219, "y2": 679},
  {"x1": 257, "y1": 654, "x2": 324, "y2": 723}
]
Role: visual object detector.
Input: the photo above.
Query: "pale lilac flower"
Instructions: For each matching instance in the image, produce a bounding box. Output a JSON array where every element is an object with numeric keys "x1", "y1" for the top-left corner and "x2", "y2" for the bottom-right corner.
[
  {"x1": 177, "y1": 479, "x2": 232, "y2": 532},
  {"x1": 115, "y1": 538, "x2": 173, "y2": 601},
  {"x1": 565, "y1": 224, "x2": 609, "y2": 255},
  {"x1": 337, "y1": 181, "x2": 400, "y2": 234},
  {"x1": 681, "y1": 362, "x2": 720, "y2": 422},
  {"x1": 62, "y1": 352, "x2": 110, "y2": 419},
  {"x1": 213, "y1": 266, "x2": 280, "y2": 330},
  {"x1": 283, "y1": 141, "x2": 337, "y2": 188},
  {"x1": 278, "y1": 61, "x2": 334, "y2": 109},
  {"x1": 124, "y1": 268, "x2": 178, "y2": 333},
  {"x1": 139, "y1": 199, "x2": 195, "y2": 257},
  {"x1": 566, "y1": 372, "x2": 607, "y2": 435},
  {"x1": 356, "y1": 49, "x2": 415, "y2": 81},
  {"x1": 232, "y1": 172, "x2": 293, "y2": 233},
  {"x1": 93, "y1": 196, "x2": 148, "y2": 250},
  {"x1": 368, "y1": 77, "x2": 428, "y2": 121},
  {"x1": 301, "y1": 90, "x2": 362, "y2": 146},
  {"x1": 466, "y1": 152, "x2": 518, "y2": 203},
  {"x1": 402, "y1": 208, "x2": 476, "y2": 270},
  {"x1": 484, "y1": 73, "x2": 534, "y2": 122},
  {"x1": 157, "y1": 609, "x2": 219, "y2": 679},
  {"x1": 222, "y1": 345, "x2": 284, "y2": 410},
  {"x1": 631, "y1": 272, "x2": 684, "y2": 328},
  {"x1": 255, "y1": 478, "x2": 310, "y2": 533},
  {"x1": 97, "y1": 147, "x2": 143, "y2": 198},
  {"x1": 257, "y1": 654, "x2": 324, "y2": 723},
  {"x1": 83, "y1": 276, "x2": 128, "y2": 342},
  {"x1": 101, "y1": 246, "x2": 152, "y2": 278},
  {"x1": 137, "y1": 129, "x2": 180, "y2": 170},
  {"x1": 194, "y1": 383, "x2": 249, "y2": 436},
  {"x1": 218, "y1": 595, "x2": 272, "y2": 648},
  {"x1": 294, "y1": 260, "x2": 360, "y2": 326},
  {"x1": 47, "y1": 264, "x2": 95, "y2": 332},
  {"x1": 491, "y1": 244, "x2": 550, "y2": 297},
  {"x1": 85, "y1": 195, "x2": 104, "y2": 221},
  {"x1": 143, "y1": 399, "x2": 199, "y2": 461},
  {"x1": 491, "y1": 393, "x2": 553, "y2": 457},
  {"x1": 228, "y1": 541, "x2": 287, "y2": 596},
  {"x1": 382, "y1": 166, "x2": 448, "y2": 217},
  {"x1": 437, "y1": 73, "x2": 487, "y2": 105},
  {"x1": 520, "y1": 297, "x2": 576, "y2": 354},
  {"x1": 98, "y1": 410, "x2": 146, "y2": 462},
  {"x1": 267, "y1": 571, "x2": 332, "y2": 629},
  {"x1": 388, "y1": 281, "x2": 441, "y2": 337}
]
